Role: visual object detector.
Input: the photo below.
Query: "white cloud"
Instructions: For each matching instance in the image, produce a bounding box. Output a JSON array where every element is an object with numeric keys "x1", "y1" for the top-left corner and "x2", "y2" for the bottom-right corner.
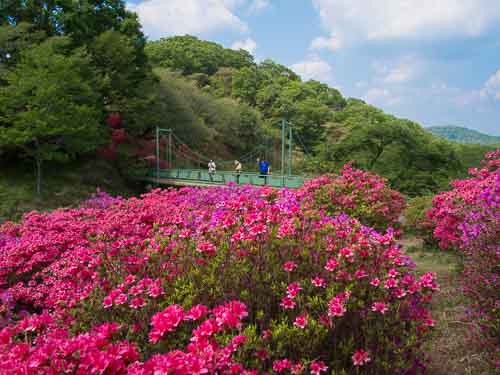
[
  {"x1": 248, "y1": 0, "x2": 270, "y2": 13},
  {"x1": 364, "y1": 87, "x2": 401, "y2": 106},
  {"x1": 129, "y1": 0, "x2": 247, "y2": 39},
  {"x1": 372, "y1": 56, "x2": 421, "y2": 84},
  {"x1": 231, "y1": 37, "x2": 257, "y2": 54},
  {"x1": 310, "y1": 34, "x2": 342, "y2": 51},
  {"x1": 480, "y1": 69, "x2": 500, "y2": 101},
  {"x1": 312, "y1": 0, "x2": 500, "y2": 44},
  {"x1": 290, "y1": 56, "x2": 333, "y2": 82}
]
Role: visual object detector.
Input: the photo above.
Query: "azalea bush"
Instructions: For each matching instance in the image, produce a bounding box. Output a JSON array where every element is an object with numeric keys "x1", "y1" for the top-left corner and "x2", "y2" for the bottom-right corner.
[
  {"x1": 426, "y1": 150, "x2": 499, "y2": 364},
  {"x1": 81, "y1": 188, "x2": 124, "y2": 209},
  {"x1": 0, "y1": 169, "x2": 435, "y2": 374},
  {"x1": 300, "y1": 162, "x2": 405, "y2": 231}
]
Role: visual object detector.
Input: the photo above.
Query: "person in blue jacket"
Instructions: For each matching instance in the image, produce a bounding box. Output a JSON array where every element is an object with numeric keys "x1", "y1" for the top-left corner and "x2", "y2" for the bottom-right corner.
[{"x1": 258, "y1": 158, "x2": 270, "y2": 184}]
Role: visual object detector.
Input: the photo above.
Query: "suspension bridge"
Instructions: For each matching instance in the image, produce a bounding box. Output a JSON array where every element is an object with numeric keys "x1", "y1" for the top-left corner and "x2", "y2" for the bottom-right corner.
[{"x1": 142, "y1": 120, "x2": 311, "y2": 188}]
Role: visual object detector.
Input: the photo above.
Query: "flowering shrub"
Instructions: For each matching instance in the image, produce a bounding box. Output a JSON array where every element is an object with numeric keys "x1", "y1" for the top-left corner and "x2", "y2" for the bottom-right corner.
[
  {"x1": 0, "y1": 175, "x2": 435, "y2": 373},
  {"x1": 81, "y1": 188, "x2": 124, "y2": 209},
  {"x1": 300, "y1": 162, "x2": 405, "y2": 231},
  {"x1": 426, "y1": 150, "x2": 499, "y2": 363}
]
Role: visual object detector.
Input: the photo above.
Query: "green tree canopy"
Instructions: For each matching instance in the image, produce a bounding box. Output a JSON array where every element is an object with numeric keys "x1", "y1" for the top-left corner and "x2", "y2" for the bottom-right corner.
[
  {"x1": 145, "y1": 35, "x2": 254, "y2": 75},
  {"x1": 0, "y1": 37, "x2": 103, "y2": 193},
  {"x1": 1, "y1": 0, "x2": 144, "y2": 47},
  {"x1": 314, "y1": 100, "x2": 463, "y2": 195}
]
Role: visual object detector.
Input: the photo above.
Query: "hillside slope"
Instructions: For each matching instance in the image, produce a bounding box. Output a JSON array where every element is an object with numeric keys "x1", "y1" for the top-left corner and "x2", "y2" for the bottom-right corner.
[{"x1": 428, "y1": 126, "x2": 500, "y2": 145}]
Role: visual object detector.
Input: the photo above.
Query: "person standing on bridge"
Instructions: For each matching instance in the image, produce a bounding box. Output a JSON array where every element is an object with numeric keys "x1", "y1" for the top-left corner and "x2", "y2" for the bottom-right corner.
[
  {"x1": 258, "y1": 158, "x2": 269, "y2": 185},
  {"x1": 234, "y1": 160, "x2": 242, "y2": 184},
  {"x1": 208, "y1": 160, "x2": 216, "y2": 181}
]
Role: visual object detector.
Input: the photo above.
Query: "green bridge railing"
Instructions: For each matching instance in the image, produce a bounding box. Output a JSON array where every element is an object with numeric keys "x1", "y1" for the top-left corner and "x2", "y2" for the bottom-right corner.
[{"x1": 148, "y1": 169, "x2": 307, "y2": 188}]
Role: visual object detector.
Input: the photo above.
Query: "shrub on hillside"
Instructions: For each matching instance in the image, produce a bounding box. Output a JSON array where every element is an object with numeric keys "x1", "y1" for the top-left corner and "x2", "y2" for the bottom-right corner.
[
  {"x1": 426, "y1": 149, "x2": 499, "y2": 364},
  {"x1": 299, "y1": 162, "x2": 405, "y2": 231},
  {"x1": 0, "y1": 178, "x2": 435, "y2": 373}
]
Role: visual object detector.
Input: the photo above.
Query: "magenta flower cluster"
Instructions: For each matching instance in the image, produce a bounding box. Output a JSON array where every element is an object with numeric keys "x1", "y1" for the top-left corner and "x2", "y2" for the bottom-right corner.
[
  {"x1": 426, "y1": 150, "x2": 499, "y2": 364},
  {"x1": 299, "y1": 162, "x2": 405, "y2": 231},
  {"x1": 0, "y1": 164, "x2": 436, "y2": 373}
]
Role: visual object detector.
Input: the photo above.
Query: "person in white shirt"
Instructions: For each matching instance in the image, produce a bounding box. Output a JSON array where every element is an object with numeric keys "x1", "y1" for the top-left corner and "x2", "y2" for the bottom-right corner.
[
  {"x1": 234, "y1": 160, "x2": 242, "y2": 183},
  {"x1": 208, "y1": 160, "x2": 216, "y2": 180}
]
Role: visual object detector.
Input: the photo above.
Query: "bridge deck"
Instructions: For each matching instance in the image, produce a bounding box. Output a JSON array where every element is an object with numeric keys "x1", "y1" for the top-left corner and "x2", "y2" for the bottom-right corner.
[{"x1": 146, "y1": 169, "x2": 306, "y2": 188}]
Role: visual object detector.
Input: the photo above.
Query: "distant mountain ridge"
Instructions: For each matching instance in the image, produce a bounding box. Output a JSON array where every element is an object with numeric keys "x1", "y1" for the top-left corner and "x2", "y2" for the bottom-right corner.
[{"x1": 428, "y1": 126, "x2": 500, "y2": 145}]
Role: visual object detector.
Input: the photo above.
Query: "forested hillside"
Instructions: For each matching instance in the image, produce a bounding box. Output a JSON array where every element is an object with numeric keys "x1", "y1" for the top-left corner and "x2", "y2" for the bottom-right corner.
[
  {"x1": 145, "y1": 36, "x2": 492, "y2": 195},
  {"x1": 0, "y1": 2, "x2": 493, "y2": 219},
  {"x1": 428, "y1": 126, "x2": 500, "y2": 145}
]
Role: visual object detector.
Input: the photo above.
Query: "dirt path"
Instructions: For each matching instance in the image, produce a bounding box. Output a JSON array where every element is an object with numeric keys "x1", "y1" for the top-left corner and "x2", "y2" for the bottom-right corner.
[{"x1": 399, "y1": 235, "x2": 492, "y2": 375}]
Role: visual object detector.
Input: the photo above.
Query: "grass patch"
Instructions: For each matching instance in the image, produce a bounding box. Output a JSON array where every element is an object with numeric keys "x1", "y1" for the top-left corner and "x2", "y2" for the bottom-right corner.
[{"x1": 0, "y1": 157, "x2": 139, "y2": 223}]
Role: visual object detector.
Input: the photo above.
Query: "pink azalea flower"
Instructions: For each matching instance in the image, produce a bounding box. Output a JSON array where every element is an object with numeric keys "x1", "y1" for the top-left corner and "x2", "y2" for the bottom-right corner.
[
  {"x1": 102, "y1": 295, "x2": 113, "y2": 309},
  {"x1": 424, "y1": 318, "x2": 435, "y2": 327},
  {"x1": 286, "y1": 282, "x2": 302, "y2": 298},
  {"x1": 192, "y1": 318, "x2": 218, "y2": 341},
  {"x1": 124, "y1": 274, "x2": 136, "y2": 285},
  {"x1": 370, "y1": 277, "x2": 380, "y2": 287},
  {"x1": 310, "y1": 360, "x2": 328, "y2": 374},
  {"x1": 339, "y1": 247, "x2": 354, "y2": 259},
  {"x1": 384, "y1": 278, "x2": 398, "y2": 289},
  {"x1": 147, "y1": 285, "x2": 163, "y2": 298},
  {"x1": 291, "y1": 362, "x2": 303, "y2": 374},
  {"x1": 115, "y1": 293, "x2": 127, "y2": 305},
  {"x1": 293, "y1": 314, "x2": 308, "y2": 329},
  {"x1": 328, "y1": 297, "x2": 346, "y2": 317},
  {"x1": 355, "y1": 269, "x2": 368, "y2": 279},
  {"x1": 352, "y1": 349, "x2": 371, "y2": 366},
  {"x1": 129, "y1": 285, "x2": 144, "y2": 296},
  {"x1": 283, "y1": 261, "x2": 297, "y2": 272},
  {"x1": 149, "y1": 304, "x2": 185, "y2": 343},
  {"x1": 280, "y1": 296, "x2": 296, "y2": 310},
  {"x1": 185, "y1": 304, "x2": 209, "y2": 321},
  {"x1": 371, "y1": 301, "x2": 388, "y2": 314},
  {"x1": 311, "y1": 276, "x2": 326, "y2": 288},
  {"x1": 324, "y1": 258, "x2": 338, "y2": 272},
  {"x1": 273, "y1": 359, "x2": 292, "y2": 373},
  {"x1": 129, "y1": 297, "x2": 146, "y2": 309},
  {"x1": 388, "y1": 268, "x2": 399, "y2": 278},
  {"x1": 196, "y1": 241, "x2": 216, "y2": 256},
  {"x1": 395, "y1": 288, "x2": 407, "y2": 298}
]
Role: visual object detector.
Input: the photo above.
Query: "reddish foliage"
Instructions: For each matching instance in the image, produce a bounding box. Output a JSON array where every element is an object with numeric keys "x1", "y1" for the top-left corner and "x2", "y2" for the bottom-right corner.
[{"x1": 107, "y1": 112, "x2": 122, "y2": 129}]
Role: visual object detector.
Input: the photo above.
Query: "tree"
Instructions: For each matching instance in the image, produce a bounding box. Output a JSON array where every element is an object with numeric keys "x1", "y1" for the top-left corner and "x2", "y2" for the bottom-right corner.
[
  {"x1": 0, "y1": 22, "x2": 46, "y2": 75},
  {"x1": 1, "y1": 0, "x2": 144, "y2": 47},
  {"x1": 0, "y1": 38, "x2": 103, "y2": 193},
  {"x1": 145, "y1": 35, "x2": 254, "y2": 75},
  {"x1": 232, "y1": 65, "x2": 259, "y2": 105},
  {"x1": 313, "y1": 100, "x2": 463, "y2": 195}
]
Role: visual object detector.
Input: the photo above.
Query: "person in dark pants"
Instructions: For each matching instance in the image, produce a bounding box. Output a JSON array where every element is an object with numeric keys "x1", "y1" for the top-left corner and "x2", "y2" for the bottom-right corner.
[
  {"x1": 208, "y1": 160, "x2": 216, "y2": 181},
  {"x1": 258, "y1": 158, "x2": 269, "y2": 185},
  {"x1": 234, "y1": 160, "x2": 242, "y2": 184}
]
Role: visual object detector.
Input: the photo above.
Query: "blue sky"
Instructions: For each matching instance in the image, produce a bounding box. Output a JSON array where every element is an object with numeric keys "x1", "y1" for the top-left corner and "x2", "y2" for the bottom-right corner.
[{"x1": 128, "y1": 0, "x2": 500, "y2": 135}]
